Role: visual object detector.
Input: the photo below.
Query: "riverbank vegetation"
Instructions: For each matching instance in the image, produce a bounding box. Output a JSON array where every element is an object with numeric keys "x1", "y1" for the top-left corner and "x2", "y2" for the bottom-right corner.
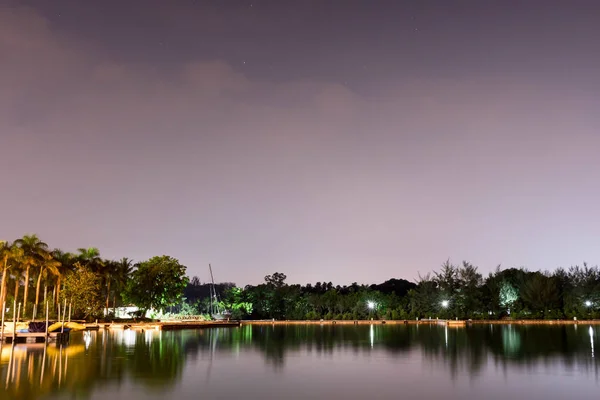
[
  {"x1": 0, "y1": 235, "x2": 188, "y2": 321},
  {"x1": 1, "y1": 235, "x2": 599, "y2": 321},
  {"x1": 229, "y1": 262, "x2": 600, "y2": 321}
]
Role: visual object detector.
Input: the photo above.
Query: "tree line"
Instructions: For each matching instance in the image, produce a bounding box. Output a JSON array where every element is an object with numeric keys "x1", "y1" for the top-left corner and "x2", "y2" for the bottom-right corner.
[
  {"x1": 2, "y1": 234, "x2": 599, "y2": 321},
  {"x1": 0, "y1": 235, "x2": 188, "y2": 320},
  {"x1": 211, "y1": 261, "x2": 600, "y2": 321}
]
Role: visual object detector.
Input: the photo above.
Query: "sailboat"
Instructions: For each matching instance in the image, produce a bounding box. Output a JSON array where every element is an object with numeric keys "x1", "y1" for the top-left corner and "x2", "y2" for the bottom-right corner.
[{"x1": 208, "y1": 264, "x2": 231, "y2": 321}]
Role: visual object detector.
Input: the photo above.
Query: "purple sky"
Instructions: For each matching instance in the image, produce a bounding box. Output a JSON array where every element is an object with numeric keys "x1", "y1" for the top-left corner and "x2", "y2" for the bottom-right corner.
[{"x1": 1, "y1": 1, "x2": 600, "y2": 285}]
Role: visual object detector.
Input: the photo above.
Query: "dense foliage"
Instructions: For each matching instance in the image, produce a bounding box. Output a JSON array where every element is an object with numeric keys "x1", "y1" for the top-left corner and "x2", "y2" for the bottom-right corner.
[
  {"x1": 2, "y1": 234, "x2": 600, "y2": 321},
  {"x1": 122, "y1": 255, "x2": 189, "y2": 315},
  {"x1": 0, "y1": 235, "x2": 187, "y2": 320},
  {"x1": 207, "y1": 263, "x2": 600, "y2": 321},
  {"x1": 60, "y1": 263, "x2": 104, "y2": 319}
]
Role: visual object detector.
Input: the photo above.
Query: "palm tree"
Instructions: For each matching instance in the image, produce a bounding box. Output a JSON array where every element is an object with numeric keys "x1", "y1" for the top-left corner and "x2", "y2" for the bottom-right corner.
[
  {"x1": 1, "y1": 244, "x2": 24, "y2": 320},
  {"x1": 9, "y1": 249, "x2": 25, "y2": 319},
  {"x1": 14, "y1": 234, "x2": 49, "y2": 316},
  {"x1": 0, "y1": 241, "x2": 22, "y2": 309},
  {"x1": 112, "y1": 257, "x2": 133, "y2": 313},
  {"x1": 100, "y1": 260, "x2": 117, "y2": 315},
  {"x1": 0, "y1": 241, "x2": 11, "y2": 307},
  {"x1": 76, "y1": 247, "x2": 103, "y2": 272},
  {"x1": 77, "y1": 247, "x2": 111, "y2": 315},
  {"x1": 51, "y1": 250, "x2": 75, "y2": 307},
  {"x1": 33, "y1": 253, "x2": 61, "y2": 319}
]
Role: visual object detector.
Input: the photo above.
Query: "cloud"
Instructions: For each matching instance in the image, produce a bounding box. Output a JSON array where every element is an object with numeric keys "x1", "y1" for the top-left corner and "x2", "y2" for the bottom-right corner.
[
  {"x1": 182, "y1": 60, "x2": 251, "y2": 94},
  {"x1": 1, "y1": 5, "x2": 599, "y2": 284},
  {"x1": 0, "y1": 6, "x2": 364, "y2": 141}
]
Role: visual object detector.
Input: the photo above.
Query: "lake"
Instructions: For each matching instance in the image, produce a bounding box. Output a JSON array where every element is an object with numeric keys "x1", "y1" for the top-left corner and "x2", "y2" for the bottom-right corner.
[{"x1": 1, "y1": 323, "x2": 599, "y2": 399}]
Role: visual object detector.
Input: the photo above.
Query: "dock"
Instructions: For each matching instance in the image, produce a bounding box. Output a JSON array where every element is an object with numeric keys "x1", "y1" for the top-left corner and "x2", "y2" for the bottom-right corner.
[
  {"x1": 159, "y1": 321, "x2": 240, "y2": 330},
  {"x1": 0, "y1": 330, "x2": 70, "y2": 344},
  {"x1": 105, "y1": 320, "x2": 241, "y2": 331},
  {"x1": 0, "y1": 298, "x2": 74, "y2": 344},
  {"x1": 437, "y1": 319, "x2": 468, "y2": 326}
]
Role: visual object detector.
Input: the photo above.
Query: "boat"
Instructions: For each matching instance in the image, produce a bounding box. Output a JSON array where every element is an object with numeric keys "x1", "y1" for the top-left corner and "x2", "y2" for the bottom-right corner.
[{"x1": 208, "y1": 264, "x2": 232, "y2": 321}]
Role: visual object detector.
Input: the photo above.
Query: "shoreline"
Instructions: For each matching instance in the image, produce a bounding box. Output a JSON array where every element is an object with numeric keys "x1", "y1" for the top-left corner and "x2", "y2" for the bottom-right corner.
[
  {"x1": 240, "y1": 319, "x2": 600, "y2": 325},
  {"x1": 90, "y1": 320, "x2": 241, "y2": 331},
  {"x1": 88, "y1": 319, "x2": 600, "y2": 330}
]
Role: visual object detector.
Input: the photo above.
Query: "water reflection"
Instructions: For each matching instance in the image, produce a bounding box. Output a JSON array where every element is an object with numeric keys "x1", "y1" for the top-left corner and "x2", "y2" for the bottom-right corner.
[
  {"x1": 590, "y1": 326, "x2": 595, "y2": 358},
  {"x1": 0, "y1": 324, "x2": 599, "y2": 399},
  {"x1": 1, "y1": 341, "x2": 75, "y2": 399}
]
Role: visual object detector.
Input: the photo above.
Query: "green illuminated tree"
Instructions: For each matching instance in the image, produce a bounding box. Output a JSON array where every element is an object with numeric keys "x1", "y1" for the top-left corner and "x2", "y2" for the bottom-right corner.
[
  {"x1": 123, "y1": 255, "x2": 189, "y2": 315},
  {"x1": 499, "y1": 281, "x2": 518, "y2": 311},
  {"x1": 223, "y1": 287, "x2": 253, "y2": 319}
]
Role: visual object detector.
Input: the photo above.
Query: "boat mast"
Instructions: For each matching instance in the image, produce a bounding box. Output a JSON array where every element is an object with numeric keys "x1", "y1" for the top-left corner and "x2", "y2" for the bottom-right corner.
[
  {"x1": 208, "y1": 264, "x2": 221, "y2": 315},
  {"x1": 208, "y1": 264, "x2": 214, "y2": 315}
]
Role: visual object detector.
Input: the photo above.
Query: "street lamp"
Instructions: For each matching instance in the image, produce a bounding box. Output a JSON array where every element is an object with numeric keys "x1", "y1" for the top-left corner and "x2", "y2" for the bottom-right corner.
[
  {"x1": 585, "y1": 300, "x2": 592, "y2": 307},
  {"x1": 441, "y1": 300, "x2": 449, "y2": 308},
  {"x1": 367, "y1": 301, "x2": 376, "y2": 310}
]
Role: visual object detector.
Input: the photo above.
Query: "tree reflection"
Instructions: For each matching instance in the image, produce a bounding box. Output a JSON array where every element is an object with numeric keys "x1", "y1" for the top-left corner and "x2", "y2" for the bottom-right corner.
[
  {"x1": 0, "y1": 329, "x2": 198, "y2": 399},
  {"x1": 1, "y1": 324, "x2": 599, "y2": 398}
]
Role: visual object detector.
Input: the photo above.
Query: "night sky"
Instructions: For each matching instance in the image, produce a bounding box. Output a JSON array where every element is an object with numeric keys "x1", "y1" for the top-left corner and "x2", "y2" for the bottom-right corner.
[{"x1": 2, "y1": 1, "x2": 600, "y2": 285}]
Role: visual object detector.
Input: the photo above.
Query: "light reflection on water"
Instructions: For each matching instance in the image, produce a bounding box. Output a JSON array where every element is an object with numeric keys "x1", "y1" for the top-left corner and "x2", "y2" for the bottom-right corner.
[
  {"x1": 0, "y1": 324, "x2": 599, "y2": 399},
  {"x1": 591, "y1": 326, "x2": 595, "y2": 358}
]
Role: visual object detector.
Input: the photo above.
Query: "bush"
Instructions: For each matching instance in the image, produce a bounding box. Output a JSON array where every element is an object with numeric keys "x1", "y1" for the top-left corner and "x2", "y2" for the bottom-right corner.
[
  {"x1": 305, "y1": 311, "x2": 319, "y2": 320},
  {"x1": 231, "y1": 308, "x2": 245, "y2": 320},
  {"x1": 544, "y1": 309, "x2": 564, "y2": 320}
]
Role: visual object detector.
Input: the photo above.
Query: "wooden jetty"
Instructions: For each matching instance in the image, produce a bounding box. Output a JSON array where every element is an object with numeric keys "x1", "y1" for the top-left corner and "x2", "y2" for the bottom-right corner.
[
  {"x1": 159, "y1": 321, "x2": 240, "y2": 330},
  {"x1": 437, "y1": 319, "x2": 467, "y2": 326},
  {"x1": 105, "y1": 320, "x2": 241, "y2": 331},
  {"x1": 1, "y1": 298, "x2": 72, "y2": 344},
  {"x1": 0, "y1": 331, "x2": 70, "y2": 344}
]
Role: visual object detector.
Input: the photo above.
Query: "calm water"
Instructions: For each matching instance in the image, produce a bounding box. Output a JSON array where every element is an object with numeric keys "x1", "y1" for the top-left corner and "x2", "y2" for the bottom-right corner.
[{"x1": 0, "y1": 323, "x2": 599, "y2": 399}]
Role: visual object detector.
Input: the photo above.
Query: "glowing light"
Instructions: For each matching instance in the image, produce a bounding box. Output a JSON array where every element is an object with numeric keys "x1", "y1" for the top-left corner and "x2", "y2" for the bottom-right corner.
[
  {"x1": 83, "y1": 331, "x2": 92, "y2": 350},
  {"x1": 367, "y1": 301, "x2": 376, "y2": 310},
  {"x1": 585, "y1": 300, "x2": 592, "y2": 307},
  {"x1": 590, "y1": 326, "x2": 594, "y2": 358},
  {"x1": 499, "y1": 282, "x2": 518, "y2": 308},
  {"x1": 145, "y1": 329, "x2": 155, "y2": 344},
  {"x1": 441, "y1": 300, "x2": 449, "y2": 308},
  {"x1": 502, "y1": 325, "x2": 522, "y2": 355},
  {"x1": 369, "y1": 324, "x2": 374, "y2": 348},
  {"x1": 123, "y1": 330, "x2": 136, "y2": 347},
  {"x1": 444, "y1": 326, "x2": 448, "y2": 348}
]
